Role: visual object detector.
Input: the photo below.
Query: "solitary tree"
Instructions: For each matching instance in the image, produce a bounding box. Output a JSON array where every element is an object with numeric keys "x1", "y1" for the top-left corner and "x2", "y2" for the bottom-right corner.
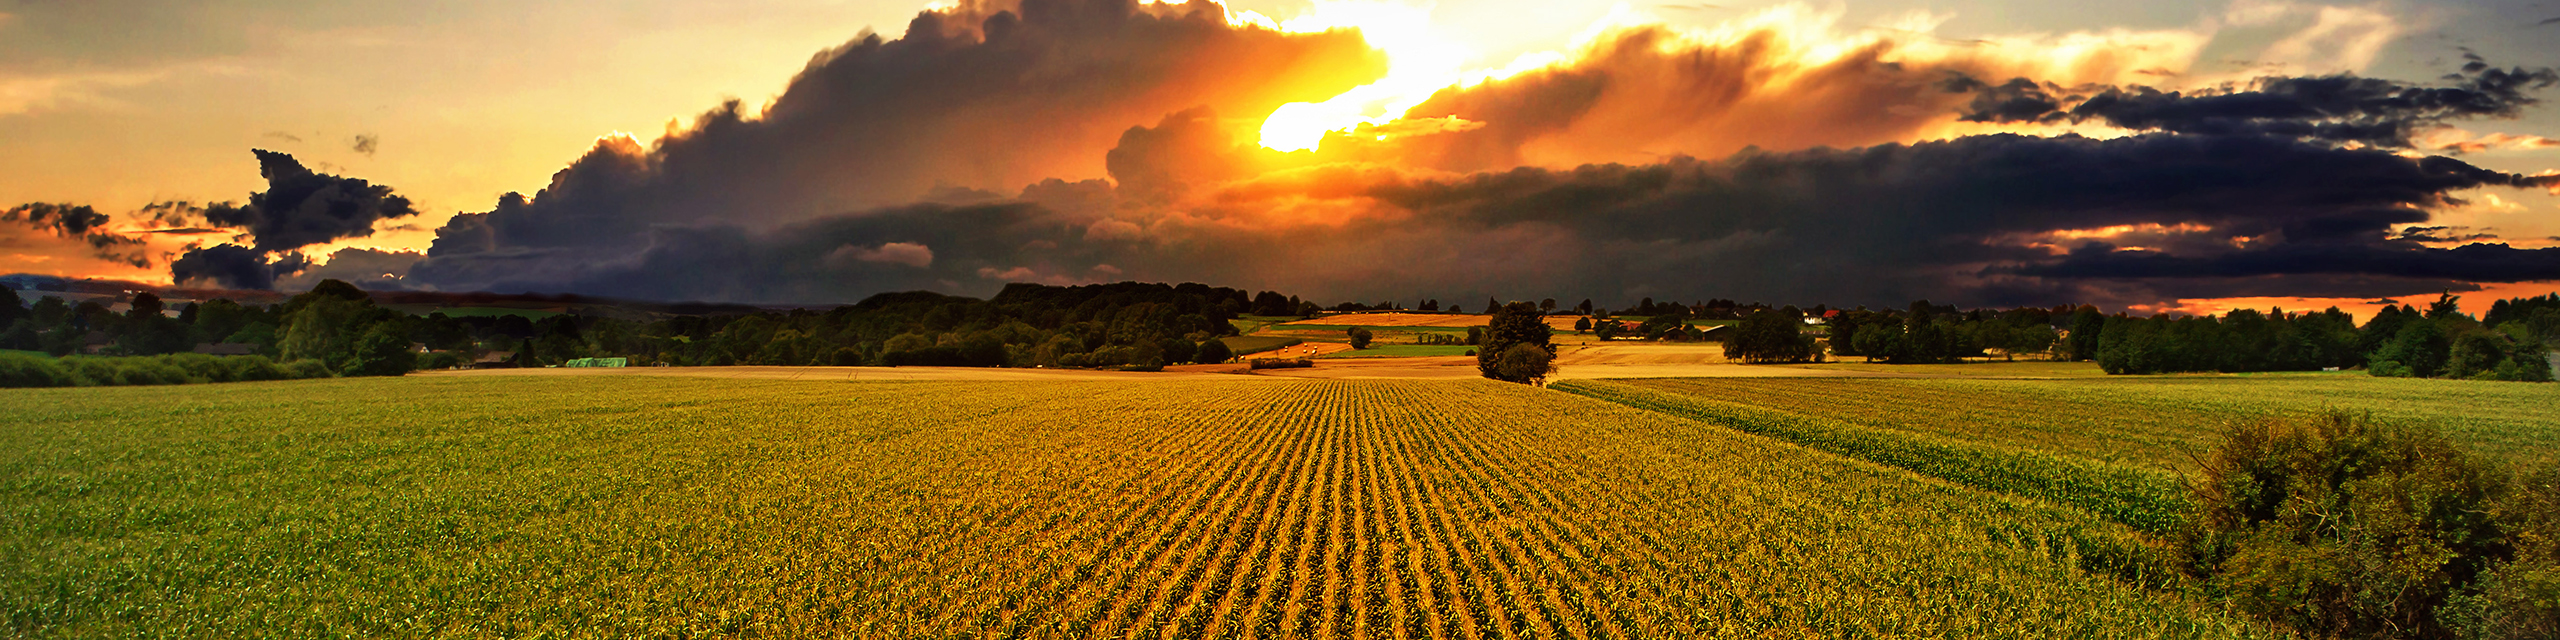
[
  {"x1": 1574, "y1": 317, "x2": 1593, "y2": 333},
  {"x1": 1196, "y1": 337, "x2": 1234, "y2": 363},
  {"x1": 1347, "y1": 327, "x2": 1374, "y2": 349},
  {"x1": 1478, "y1": 302, "x2": 1555, "y2": 383}
]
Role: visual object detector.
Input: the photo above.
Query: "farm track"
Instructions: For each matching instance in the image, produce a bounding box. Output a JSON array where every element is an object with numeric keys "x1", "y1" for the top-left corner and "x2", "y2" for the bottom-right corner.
[{"x1": 1, "y1": 376, "x2": 2280, "y2": 638}]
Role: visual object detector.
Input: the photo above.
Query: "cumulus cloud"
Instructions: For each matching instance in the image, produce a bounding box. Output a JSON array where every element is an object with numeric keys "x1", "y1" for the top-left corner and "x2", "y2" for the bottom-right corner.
[
  {"x1": 163, "y1": 149, "x2": 423, "y2": 289},
  {"x1": 410, "y1": 0, "x2": 1382, "y2": 291},
  {"x1": 199, "y1": 149, "x2": 418, "y2": 252},
  {"x1": 1946, "y1": 52, "x2": 2560, "y2": 149},
  {"x1": 170, "y1": 244, "x2": 304, "y2": 290},
  {"x1": 1, "y1": 203, "x2": 150, "y2": 268},
  {"x1": 377, "y1": 0, "x2": 2560, "y2": 310}
]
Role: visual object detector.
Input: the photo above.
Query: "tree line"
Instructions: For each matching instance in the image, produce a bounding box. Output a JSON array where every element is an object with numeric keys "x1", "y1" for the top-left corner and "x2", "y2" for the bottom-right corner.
[{"x1": 1, "y1": 280, "x2": 1308, "y2": 386}]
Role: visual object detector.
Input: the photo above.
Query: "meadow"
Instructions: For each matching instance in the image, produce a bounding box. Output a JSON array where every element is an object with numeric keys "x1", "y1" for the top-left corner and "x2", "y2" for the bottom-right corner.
[{"x1": 1, "y1": 375, "x2": 2275, "y2": 638}]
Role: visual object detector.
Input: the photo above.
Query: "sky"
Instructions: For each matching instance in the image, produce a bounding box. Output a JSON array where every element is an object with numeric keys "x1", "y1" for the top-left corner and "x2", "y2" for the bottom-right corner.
[{"x1": 3, "y1": 0, "x2": 2558, "y2": 316}]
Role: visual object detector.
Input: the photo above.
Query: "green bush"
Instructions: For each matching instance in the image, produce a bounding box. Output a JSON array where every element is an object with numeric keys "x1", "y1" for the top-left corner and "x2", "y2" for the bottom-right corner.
[
  {"x1": 2185, "y1": 411, "x2": 2546, "y2": 639},
  {"x1": 0, "y1": 353, "x2": 73, "y2": 387},
  {"x1": 283, "y1": 359, "x2": 333, "y2": 379},
  {"x1": 1193, "y1": 338, "x2": 1233, "y2": 364}
]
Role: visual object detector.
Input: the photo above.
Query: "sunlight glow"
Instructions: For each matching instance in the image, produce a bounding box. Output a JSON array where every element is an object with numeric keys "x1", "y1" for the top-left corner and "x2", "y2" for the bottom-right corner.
[{"x1": 1251, "y1": 2, "x2": 1487, "y2": 152}]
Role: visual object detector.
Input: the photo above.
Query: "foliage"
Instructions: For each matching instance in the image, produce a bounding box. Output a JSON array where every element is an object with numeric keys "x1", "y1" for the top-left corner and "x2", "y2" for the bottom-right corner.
[
  {"x1": 1245, "y1": 357, "x2": 1312, "y2": 369},
  {"x1": 1476, "y1": 302, "x2": 1554, "y2": 383},
  {"x1": 2184, "y1": 412, "x2": 2554, "y2": 639},
  {"x1": 1193, "y1": 336, "x2": 1233, "y2": 363},
  {"x1": 1723, "y1": 307, "x2": 1817, "y2": 363},
  {"x1": 0, "y1": 352, "x2": 326, "y2": 388},
  {"x1": 1345, "y1": 326, "x2": 1372, "y2": 349}
]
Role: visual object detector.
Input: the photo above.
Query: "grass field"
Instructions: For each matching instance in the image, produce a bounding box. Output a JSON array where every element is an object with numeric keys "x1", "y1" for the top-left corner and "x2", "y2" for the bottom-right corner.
[
  {"x1": 1579, "y1": 375, "x2": 2560, "y2": 471},
  {"x1": 0, "y1": 376, "x2": 2273, "y2": 637},
  {"x1": 1217, "y1": 335, "x2": 1304, "y2": 356},
  {"x1": 1318, "y1": 345, "x2": 1475, "y2": 358},
  {"x1": 1776, "y1": 360, "x2": 2112, "y2": 378},
  {"x1": 0, "y1": 350, "x2": 45, "y2": 359},
  {"x1": 1557, "y1": 375, "x2": 2560, "y2": 535}
]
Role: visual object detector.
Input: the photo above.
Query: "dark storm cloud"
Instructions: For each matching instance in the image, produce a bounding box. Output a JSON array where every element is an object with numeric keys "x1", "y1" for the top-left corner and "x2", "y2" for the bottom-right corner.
[
  {"x1": 158, "y1": 149, "x2": 422, "y2": 289},
  {"x1": 388, "y1": 0, "x2": 2560, "y2": 310},
  {"x1": 409, "y1": 0, "x2": 1381, "y2": 291},
  {"x1": 1, "y1": 202, "x2": 150, "y2": 267},
  {"x1": 1948, "y1": 55, "x2": 2560, "y2": 149},
  {"x1": 198, "y1": 149, "x2": 417, "y2": 253},
  {"x1": 492, "y1": 131, "x2": 2559, "y2": 309},
  {"x1": 2010, "y1": 241, "x2": 2560, "y2": 282},
  {"x1": 169, "y1": 243, "x2": 307, "y2": 290}
]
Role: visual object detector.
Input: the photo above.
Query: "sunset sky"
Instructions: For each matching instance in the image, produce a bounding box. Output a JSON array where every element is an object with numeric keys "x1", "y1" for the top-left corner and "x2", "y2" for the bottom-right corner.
[{"x1": 4, "y1": 0, "x2": 2557, "y2": 316}]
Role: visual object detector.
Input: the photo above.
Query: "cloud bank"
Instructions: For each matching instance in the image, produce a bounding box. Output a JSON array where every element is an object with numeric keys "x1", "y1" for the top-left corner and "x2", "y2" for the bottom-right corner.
[{"x1": 147, "y1": 0, "x2": 2560, "y2": 310}]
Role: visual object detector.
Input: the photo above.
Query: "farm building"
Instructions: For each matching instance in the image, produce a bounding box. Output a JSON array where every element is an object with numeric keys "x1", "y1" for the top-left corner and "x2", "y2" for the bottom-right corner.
[{"x1": 469, "y1": 351, "x2": 518, "y2": 369}]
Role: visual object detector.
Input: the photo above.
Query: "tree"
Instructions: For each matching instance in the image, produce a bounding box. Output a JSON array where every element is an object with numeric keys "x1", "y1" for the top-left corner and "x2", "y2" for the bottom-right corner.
[
  {"x1": 2066, "y1": 306, "x2": 2105, "y2": 361},
  {"x1": 1488, "y1": 343, "x2": 1555, "y2": 386},
  {"x1": 2372, "y1": 320, "x2": 2451, "y2": 378},
  {"x1": 1477, "y1": 302, "x2": 1554, "y2": 383},
  {"x1": 1723, "y1": 308, "x2": 1815, "y2": 363},
  {"x1": 1539, "y1": 298, "x2": 1555, "y2": 313},
  {"x1": 1574, "y1": 317, "x2": 1592, "y2": 333},
  {"x1": 1195, "y1": 337, "x2": 1234, "y2": 363},
  {"x1": 346, "y1": 322, "x2": 416, "y2": 377},
  {"x1": 1346, "y1": 327, "x2": 1373, "y2": 349},
  {"x1": 128, "y1": 292, "x2": 164, "y2": 320},
  {"x1": 0, "y1": 291, "x2": 23, "y2": 327}
]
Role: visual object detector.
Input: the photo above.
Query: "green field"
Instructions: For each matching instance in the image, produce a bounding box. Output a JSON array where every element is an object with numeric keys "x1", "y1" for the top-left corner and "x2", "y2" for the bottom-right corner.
[
  {"x1": 0, "y1": 350, "x2": 45, "y2": 359},
  {"x1": 1556, "y1": 375, "x2": 2560, "y2": 535},
  {"x1": 1777, "y1": 360, "x2": 2113, "y2": 378},
  {"x1": 1578, "y1": 375, "x2": 2560, "y2": 471},
  {"x1": 1318, "y1": 345, "x2": 1476, "y2": 358},
  {"x1": 1216, "y1": 335, "x2": 1303, "y2": 355},
  {"x1": 0, "y1": 376, "x2": 2273, "y2": 637}
]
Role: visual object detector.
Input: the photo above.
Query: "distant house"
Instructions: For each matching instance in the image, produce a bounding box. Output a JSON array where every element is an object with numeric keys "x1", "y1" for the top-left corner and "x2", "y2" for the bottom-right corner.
[
  {"x1": 192, "y1": 343, "x2": 259, "y2": 356},
  {"x1": 470, "y1": 351, "x2": 518, "y2": 369}
]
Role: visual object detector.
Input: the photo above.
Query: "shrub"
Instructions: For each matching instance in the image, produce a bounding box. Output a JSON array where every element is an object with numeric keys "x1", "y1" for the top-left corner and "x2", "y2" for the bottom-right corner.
[
  {"x1": 417, "y1": 351, "x2": 465, "y2": 370},
  {"x1": 0, "y1": 353, "x2": 73, "y2": 387},
  {"x1": 1194, "y1": 338, "x2": 1233, "y2": 364},
  {"x1": 283, "y1": 359, "x2": 334, "y2": 380},
  {"x1": 2184, "y1": 411, "x2": 2539, "y2": 639},
  {"x1": 1346, "y1": 327, "x2": 1373, "y2": 349},
  {"x1": 1248, "y1": 358, "x2": 1313, "y2": 370}
]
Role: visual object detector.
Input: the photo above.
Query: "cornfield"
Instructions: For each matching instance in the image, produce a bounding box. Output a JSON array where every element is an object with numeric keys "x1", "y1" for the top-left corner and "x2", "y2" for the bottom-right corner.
[{"x1": 0, "y1": 376, "x2": 2276, "y2": 637}]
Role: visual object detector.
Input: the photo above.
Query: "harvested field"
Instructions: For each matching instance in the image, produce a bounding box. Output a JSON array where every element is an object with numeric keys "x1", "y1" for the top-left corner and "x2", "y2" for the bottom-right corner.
[
  {"x1": 1, "y1": 376, "x2": 2271, "y2": 637},
  {"x1": 1554, "y1": 345, "x2": 1733, "y2": 366},
  {"x1": 1281, "y1": 312, "x2": 1585, "y2": 332}
]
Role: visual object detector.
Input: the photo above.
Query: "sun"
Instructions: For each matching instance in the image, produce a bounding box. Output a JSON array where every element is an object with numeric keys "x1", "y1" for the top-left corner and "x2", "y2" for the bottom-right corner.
[{"x1": 1246, "y1": 1, "x2": 1479, "y2": 152}]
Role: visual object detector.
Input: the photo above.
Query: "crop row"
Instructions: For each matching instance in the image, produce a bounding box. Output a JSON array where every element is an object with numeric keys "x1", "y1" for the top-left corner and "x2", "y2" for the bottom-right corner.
[
  {"x1": 1553, "y1": 379, "x2": 2194, "y2": 535},
  {"x1": 0, "y1": 376, "x2": 2276, "y2": 637}
]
